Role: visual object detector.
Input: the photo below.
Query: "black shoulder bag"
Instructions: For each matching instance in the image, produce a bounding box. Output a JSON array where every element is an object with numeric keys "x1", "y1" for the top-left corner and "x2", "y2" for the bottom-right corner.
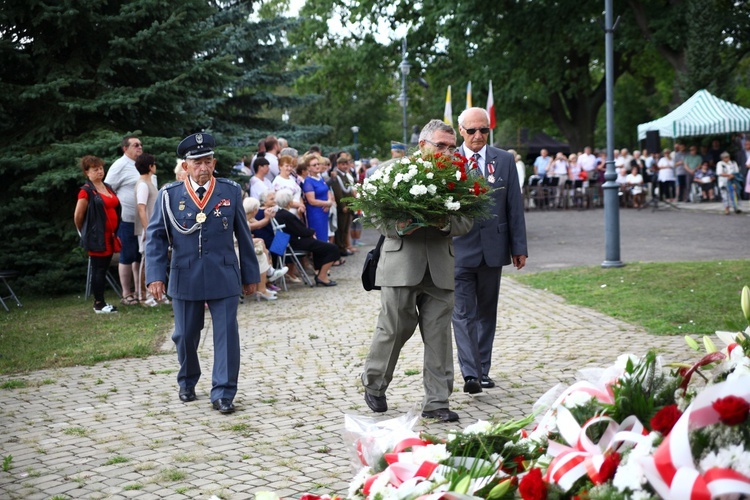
[{"x1": 361, "y1": 235, "x2": 385, "y2": 291}]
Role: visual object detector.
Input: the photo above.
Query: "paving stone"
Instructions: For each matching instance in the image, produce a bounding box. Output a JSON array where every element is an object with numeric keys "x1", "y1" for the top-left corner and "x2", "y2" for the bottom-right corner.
[{"x1": 0, "y1": 219, "x2": 722, "y2": 498}]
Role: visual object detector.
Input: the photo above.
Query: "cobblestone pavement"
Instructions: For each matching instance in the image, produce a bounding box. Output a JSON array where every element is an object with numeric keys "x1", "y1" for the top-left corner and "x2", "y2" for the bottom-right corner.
[{"x1": 0, "y1": 203, "x2": 737, "y2": 499}]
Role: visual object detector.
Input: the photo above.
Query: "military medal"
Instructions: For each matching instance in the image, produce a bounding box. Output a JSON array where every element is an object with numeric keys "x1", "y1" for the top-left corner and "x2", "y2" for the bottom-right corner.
[
  {"x1": 487, "y1": 162, "x2": 496, "y2": 183},
  {"x1": 185, "y1": 177, "x2": 216, "y2": 225}
]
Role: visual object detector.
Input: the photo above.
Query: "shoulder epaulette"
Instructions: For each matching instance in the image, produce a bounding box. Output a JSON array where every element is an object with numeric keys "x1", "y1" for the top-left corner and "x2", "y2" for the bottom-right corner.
[
  {"x1": 216, "y1": 178, "x2": 241, "y2": 189},
  {"x1": 162, "y1": 180, "x2": 184, "y2": 190}
]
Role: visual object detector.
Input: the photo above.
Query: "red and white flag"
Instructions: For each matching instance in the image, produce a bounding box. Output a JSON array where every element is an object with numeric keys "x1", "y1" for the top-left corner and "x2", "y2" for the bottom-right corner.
[{"x1": 486, "y1": 80, "x2": 496, "y2": 129}]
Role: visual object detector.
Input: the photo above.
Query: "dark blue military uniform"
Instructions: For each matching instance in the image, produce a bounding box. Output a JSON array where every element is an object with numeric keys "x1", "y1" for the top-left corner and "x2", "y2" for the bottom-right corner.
[{"x1": 146, "y1": 134, "x2": 259, "y2": 408}]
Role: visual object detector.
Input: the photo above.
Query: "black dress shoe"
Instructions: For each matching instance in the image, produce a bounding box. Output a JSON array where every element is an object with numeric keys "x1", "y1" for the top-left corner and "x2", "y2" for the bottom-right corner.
[
  {"x1": 212, "y1": 398, "x2": 235, "y2": 414},
  {"x1": 463, "y1": 377, "x2": 482, "y2": 394},
  {"x1": 480, "y1": 375, "x2": 496, "y2": 389},
  {"x1": 421, "y1": 408, "x2": 459, "y2": 422},
  {"x1": 364, "y1": 392, "x2": 387, "y2": 413},
  {"x1": 179, "y1": 387, "x2": 196, "y2": 402},
  {"x1": 315, "y1": 276, "x2": 337, "y2": 287}
]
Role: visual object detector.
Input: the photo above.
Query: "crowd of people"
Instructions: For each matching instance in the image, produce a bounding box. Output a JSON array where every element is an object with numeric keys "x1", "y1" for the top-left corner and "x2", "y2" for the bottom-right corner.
[
  {"x1": 73, "y1": 133, "x2": 414, "y2": 313},
  {"x1": 520, "y1": 137, "x2": 750, "y2": 213}
]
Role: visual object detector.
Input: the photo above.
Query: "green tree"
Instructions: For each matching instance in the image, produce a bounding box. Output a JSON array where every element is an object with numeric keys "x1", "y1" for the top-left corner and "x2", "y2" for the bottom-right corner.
[{"x1": 0, "y1": 0, "x2": 310, "y2": 293}]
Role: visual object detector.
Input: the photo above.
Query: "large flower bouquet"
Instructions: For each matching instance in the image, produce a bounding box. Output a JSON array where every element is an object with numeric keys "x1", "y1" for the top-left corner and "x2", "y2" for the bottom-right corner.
[
  {"x1": 346, "y1": 151, "x2": 495, "y2": 232},
  {"x1": 270, "y1": 286, "x2": 750, "y2": 500}
]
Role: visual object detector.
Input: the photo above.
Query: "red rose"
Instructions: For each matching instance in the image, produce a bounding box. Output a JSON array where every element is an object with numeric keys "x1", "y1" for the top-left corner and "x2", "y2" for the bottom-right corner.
[
  {"x1": 650, "y1": 404, "x2": 683, "y2": 435},
  {"x1": 713, "y1": 396, "x2": 750, "y2": 425},
  {"x1": 447, "y1": 182, "x2": 456, "y2": 191},
  {"x1": 518, "y1": 468, "x2": 547, "y2": 500},
  {"x1": 597, "y1": 452, "x2": 621, "y2": 483}
]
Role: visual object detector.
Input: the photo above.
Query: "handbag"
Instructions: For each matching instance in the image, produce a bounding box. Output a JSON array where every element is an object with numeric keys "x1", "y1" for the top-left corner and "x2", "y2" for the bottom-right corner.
[
  {"x1": 269, "y1": 230, "x2": 291, "y2": 256},
  {"x1": 361, "y1": 235, "x2": 385, "y2": 291}
]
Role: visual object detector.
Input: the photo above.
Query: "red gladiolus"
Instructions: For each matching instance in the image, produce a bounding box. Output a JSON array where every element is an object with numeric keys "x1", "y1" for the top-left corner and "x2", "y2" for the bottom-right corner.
[
  {"x1": 712, "y1": 396, "x2": 750, "y2": 425},
  {"x1": 518, "y1": 468, "x2": 547, "y2": 500},
  {"x1": 447, "y1": 182, "x2": 456, "y2": 191},
  {"x1": 650, "y1": 404, "x2": 683, "y2": 435},
  {"x1": 598, "y1": 452, "x2": 621, "y2": 483}
]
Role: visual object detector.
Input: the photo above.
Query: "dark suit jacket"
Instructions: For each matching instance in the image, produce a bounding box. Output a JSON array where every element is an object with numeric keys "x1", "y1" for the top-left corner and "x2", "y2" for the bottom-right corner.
[{"x1": 453, "y1": 145, "x2": 527, "y2": 267}]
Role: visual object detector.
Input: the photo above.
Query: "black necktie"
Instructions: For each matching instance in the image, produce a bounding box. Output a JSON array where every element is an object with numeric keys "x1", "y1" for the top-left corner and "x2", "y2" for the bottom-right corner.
[{"x1": 196, "y1": 186, "x2": 206, "y2": 200}]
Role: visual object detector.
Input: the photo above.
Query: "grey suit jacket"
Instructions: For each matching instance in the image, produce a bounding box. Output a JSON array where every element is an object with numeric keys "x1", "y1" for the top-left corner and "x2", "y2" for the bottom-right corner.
[
  {"x1": 375, "y1": 217, "x2": 473, "y2": 290},
  {"x1": 453, "y1": 145, "x2": 527, "y2": 267}
]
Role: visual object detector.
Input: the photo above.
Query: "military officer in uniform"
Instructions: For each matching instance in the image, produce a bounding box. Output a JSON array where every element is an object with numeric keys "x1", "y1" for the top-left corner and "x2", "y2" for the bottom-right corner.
[{"x1": 146, "y1": 133, "x2": 259, "y2": 414}]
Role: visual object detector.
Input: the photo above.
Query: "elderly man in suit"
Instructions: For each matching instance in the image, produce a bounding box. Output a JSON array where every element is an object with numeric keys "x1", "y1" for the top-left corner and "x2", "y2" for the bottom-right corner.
[
  {"x1": 146, "y1": 133, "x2": 259, "y2": 414},
  {"x1": 452, "y1": 107, "x2": 528, "y2": 394},
  {"x1": 361, "y1": 119, "x2": 473, "y2": 422}
]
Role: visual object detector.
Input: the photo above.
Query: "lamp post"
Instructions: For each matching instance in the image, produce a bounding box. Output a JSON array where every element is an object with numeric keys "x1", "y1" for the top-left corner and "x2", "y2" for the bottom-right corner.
[
  {"x1": 601, "y1": 0, "x2": 623, "y2": 268},
  {"x1": 351, "y1": 126, "x2": 360, "y2": 161},
  {"x1": 282, "y1": 110, "x2": 289, "y2": 124},
  {"x1": 398, "y1": 38, "x2": 410, "y2": 146}
]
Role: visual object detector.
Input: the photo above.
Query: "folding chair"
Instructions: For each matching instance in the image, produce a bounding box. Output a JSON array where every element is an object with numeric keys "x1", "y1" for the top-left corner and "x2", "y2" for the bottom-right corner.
[
  {"x1": 0, "y1": 270, "x2": 22, "y2": 312},
  {"x1": 85, "y1": 257, "x2": 122, "y2": 301},
  {"x1": 270, "y1": 219, "x2": 315, "y2": 290}
]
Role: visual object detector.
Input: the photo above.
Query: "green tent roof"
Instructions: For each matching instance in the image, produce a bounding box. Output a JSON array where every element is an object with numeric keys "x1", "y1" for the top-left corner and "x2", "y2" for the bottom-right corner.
[{"x1": 637, "y1": 89, "x2": 750, "y2": 140}]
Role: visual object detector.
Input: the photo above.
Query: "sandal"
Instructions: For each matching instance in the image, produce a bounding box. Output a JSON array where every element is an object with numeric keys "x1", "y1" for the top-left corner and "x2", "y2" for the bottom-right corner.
[
  {"x1": 332, "y1": 259, "x2": 346, "y2": 266},
  {"x1": 120, "y1": 294, "x2": 139, "y2": 306}
]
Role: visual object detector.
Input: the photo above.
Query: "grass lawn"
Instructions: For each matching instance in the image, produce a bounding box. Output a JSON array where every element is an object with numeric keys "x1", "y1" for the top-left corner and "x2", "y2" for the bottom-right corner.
[
  {"x1": 514, "y1": 259, "x2": 749, "y2": 336},
  {"x1": 0, "y1": 294, "x2": 174, "y2": 375}
]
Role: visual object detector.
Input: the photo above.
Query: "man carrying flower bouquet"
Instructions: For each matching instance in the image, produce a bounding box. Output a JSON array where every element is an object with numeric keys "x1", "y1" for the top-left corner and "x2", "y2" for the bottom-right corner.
[
  {"x1": 452, "y1": 107, "x2": 528, "y2": 395},
  {"x1": 360, "y1": 119, "x2": 474, "y2": 422}
]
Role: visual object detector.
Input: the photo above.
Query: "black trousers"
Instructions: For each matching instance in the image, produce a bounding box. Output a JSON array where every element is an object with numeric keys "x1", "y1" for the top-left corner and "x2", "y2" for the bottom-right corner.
[{"x1": 90, "y1": 254, "x2": 113, "y2": 305}]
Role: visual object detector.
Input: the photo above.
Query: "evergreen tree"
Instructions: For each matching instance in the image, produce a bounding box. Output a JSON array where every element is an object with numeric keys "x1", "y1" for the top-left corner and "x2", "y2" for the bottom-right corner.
[{"x1": 0, "y1": 0, "x2": 312, "y2": 293}]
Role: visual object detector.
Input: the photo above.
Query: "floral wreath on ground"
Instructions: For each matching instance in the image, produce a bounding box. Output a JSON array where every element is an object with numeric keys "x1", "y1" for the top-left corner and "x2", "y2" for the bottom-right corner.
[
  {"x1": 345, "y1": 151, "x2": 496, "y2": 232},
  {"x1": 259, "y1": 286, "x2": 750, "y2": 500}
]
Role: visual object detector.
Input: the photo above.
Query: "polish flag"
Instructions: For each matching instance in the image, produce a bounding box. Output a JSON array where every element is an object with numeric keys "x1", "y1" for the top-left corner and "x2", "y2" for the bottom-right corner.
[{"x1": 486, "y1": 80, "x2": 496, "y2": 129}]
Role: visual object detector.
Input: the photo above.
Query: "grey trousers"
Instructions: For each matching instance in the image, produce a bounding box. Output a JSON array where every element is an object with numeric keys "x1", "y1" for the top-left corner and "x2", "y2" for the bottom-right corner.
[{"x1": 361, "y1": 273, "x2": 455, "y2": 412}]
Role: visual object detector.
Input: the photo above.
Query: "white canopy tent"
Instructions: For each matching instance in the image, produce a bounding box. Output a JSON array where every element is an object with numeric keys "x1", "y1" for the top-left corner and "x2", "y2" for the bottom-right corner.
[{"x1": 637, "y1": 89, "x2": 750, "y2": 140}]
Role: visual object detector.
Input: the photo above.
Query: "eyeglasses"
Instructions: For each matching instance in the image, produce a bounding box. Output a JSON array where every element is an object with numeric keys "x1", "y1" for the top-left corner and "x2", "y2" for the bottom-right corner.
[
  {"x1": 130, "y1": 142, "x2": 143, "y2": 148},
  {"x1": 338, "y1": 160, "x2": 351, "y2": 164},
  {"x1": 424, "y1": 140, "x2": 457, "y2": 153},
  {"x1": 464, "y1": 127, "x2": 490, "y2": 135}
]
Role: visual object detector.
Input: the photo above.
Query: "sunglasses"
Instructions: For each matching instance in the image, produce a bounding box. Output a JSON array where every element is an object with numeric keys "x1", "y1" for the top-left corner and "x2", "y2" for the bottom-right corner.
[{"x1": 464, "y1": 127, "x2": 490, "y2": 135}]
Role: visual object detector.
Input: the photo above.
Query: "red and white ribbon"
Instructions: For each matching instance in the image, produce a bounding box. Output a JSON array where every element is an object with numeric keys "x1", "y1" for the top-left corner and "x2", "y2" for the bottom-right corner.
[
  {"x1": 640, "y1": 377, "x2": 750, "y2": 499},
  {"x1": 545, "y1": 407, "x2": 648, "y2": 491}
]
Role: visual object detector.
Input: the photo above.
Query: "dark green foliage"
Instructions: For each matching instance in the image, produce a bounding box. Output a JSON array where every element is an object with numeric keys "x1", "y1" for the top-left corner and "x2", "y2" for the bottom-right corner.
[{"x1": 0, "y1": 0, "x2": 316, "y2": 293}]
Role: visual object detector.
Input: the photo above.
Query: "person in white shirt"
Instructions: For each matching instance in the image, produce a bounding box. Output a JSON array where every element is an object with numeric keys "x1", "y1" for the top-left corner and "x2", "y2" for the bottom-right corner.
[
  {"x1": 105, "y1": 135, "x2": 143, "y2": 306},
  {"x1": 716, "y1": 151, "x2": 741, "y2": 214},
  {"x1": 264, "y1": 136, "x2": 281, "y2": 182},
  {"x1": 624, "y1": 165, "x2": 644, "y2": 208},
  {"x1": 656, "y1": 148, "x2": 676, "y2": 202},
  {"x1": 249, "y1": 154, "x2": 274, "y2": 200}
]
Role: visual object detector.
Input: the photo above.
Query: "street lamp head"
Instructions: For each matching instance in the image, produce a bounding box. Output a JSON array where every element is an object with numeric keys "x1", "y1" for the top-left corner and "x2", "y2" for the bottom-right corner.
[
  {"x1": 351, "y1": 126, "x2": 359, "y2": 134},
  {"x1": 399, "y1": 59, "x2": 410, "y2": 76},
  {"x1": 282, "y1": 110, "x2": 290, "y2": 123}
]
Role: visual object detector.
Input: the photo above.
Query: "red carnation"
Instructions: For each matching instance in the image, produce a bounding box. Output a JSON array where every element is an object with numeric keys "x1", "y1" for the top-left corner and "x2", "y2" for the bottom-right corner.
[
  {"x1": 460, "y1": 171, "x2": 467, "y2": 181},
  {"x1": 447, "y1": 182, "x2": 456, "y2": 191},
  {"x1": 518, "y1": 468, "x2": 547, "y2": 500},
  {"x1": 713, "y1": 396, "x2": 750, "y2": 425},
  {"x1": 650, "y1": 404, "x2": 683, "y2": 435},
  {"x1": 597, "y1": 452, "x2": 621, "y2": 483}
]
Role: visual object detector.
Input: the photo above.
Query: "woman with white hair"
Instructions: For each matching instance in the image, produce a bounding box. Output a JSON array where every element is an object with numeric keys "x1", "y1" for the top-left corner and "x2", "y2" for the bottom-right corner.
[
  {"x1": 274, "y1": 190, "x2": 340, "y2": 286},
  {"x1": 242, "y1": 197, "x2": 287, "y2": 300},
  {"x1": 716, "y1": 151, "x2": 741, "y2": 214}
]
